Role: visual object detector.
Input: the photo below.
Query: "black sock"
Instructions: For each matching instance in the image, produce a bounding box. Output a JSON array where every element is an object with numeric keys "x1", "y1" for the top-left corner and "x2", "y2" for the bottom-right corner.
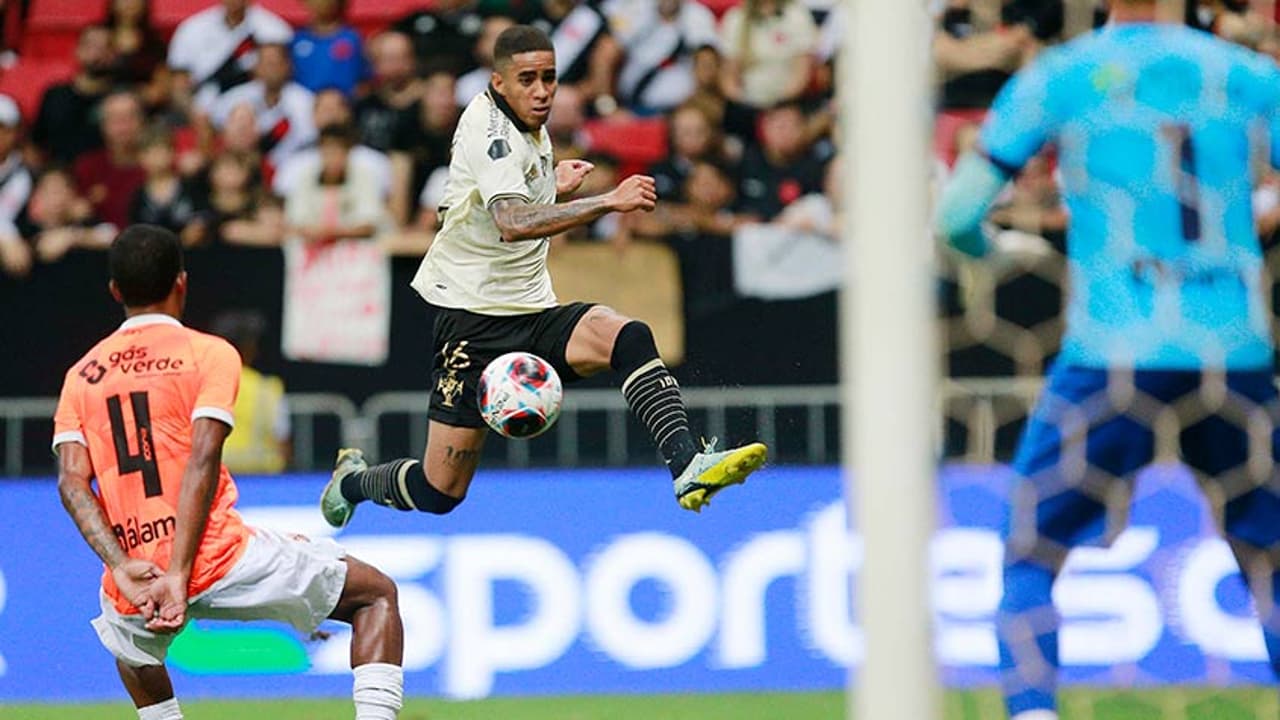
[
  {"x1": 341, "y1": 459, "x2": 464, "y2": 514},
  {"x1": 612, "y1": 322, "x2": 699, "y2": 477}
]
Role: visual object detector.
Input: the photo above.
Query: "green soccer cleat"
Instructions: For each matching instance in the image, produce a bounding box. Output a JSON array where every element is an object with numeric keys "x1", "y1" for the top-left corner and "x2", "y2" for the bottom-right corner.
[
  {"x1": 674, "y1": 439, "x2": 768, "y2": 512},
  {"x1": 320, "y1": 448, "x2": 367, "y2": 529}
]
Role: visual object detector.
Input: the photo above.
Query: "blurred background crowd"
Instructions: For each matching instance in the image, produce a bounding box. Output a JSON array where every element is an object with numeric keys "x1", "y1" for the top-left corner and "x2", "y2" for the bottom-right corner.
[
  {"x1": 0, "y1": 0, "x2": 848, "y2": 407},
  {"x1": 4, "y1": 0, "x2": 1280, "y2": 471},
  {"x1": 0, "y1": 0, "x2": 841, "y2": 273}
]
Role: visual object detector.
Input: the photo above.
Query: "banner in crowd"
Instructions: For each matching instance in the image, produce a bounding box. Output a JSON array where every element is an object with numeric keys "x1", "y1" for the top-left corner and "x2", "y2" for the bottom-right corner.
[
  {"x1": 0, "y1": 465, "x2": 1272, "y2": 703},
  {"x1": 731, "y1": 221, "x2": 841, "y2": 301},
  {"x1": 281, "y1": 238, "x2": 390, "y2": 366}
]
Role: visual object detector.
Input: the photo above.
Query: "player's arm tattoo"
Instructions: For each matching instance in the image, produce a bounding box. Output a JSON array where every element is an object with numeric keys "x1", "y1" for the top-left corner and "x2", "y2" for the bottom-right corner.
[
  {"x1": 57, "y1": 443, "x2": 129, "y2": 569},
  {"x1": 167, "y1": 418, "x2": 231, "y2": 581},
  {"x1": 443, "y1": 445, "x2": 482, "y2": 470},
  {"x1": 490, "y1": 195, "x2": 613, "y2": 242}
]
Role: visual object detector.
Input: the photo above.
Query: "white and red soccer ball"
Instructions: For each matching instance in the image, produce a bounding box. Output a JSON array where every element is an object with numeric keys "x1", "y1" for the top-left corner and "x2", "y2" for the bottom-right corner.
[{"x1": 477, "y1": 352, "x2": 564, "y2": 439}]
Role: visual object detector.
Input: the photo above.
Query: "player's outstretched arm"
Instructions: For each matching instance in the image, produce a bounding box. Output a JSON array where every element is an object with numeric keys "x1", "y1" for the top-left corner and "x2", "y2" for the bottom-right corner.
[
  {"x1": 935, "y1": 152, "x2": 1011, "y2": 257},
  {"x1": 148, "y1": 417, "x2": 231, "y2": 633},
  {"x1": 57, "y1": 443, "x2": 162, "y2": 616},
  {"x1": 492, "y1": 174, "x2": 657, "y2": 242}
]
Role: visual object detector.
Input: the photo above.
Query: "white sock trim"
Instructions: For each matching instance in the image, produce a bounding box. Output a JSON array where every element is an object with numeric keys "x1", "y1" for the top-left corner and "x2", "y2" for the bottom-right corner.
[
  {"x1": 395, "y1": 460, "x2": 419, "y2": 511},
  {"x1": 354, "y1": 663, "x2": 403, "y2": 720},
  {"x1": 137, "y1": 697, "x2": 182, "y2": 720},
  {"x1": 621, "y1": 358, "x2": 665, "y2": 396},
  {"x1": 1011, "y1": 710, "x2": 1058, "y2": 720}
]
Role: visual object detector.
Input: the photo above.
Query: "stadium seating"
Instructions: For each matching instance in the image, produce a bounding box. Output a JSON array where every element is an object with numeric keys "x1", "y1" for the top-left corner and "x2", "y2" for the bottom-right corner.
[
  {"x1": 0, "y1": 57, "x2": 75, "y2": 122},
  {"x1": 150, "y1": 0, "x2": 212, "y2": 29},
  {"x1": 144, "y1": 0, "x2": 425, "y2": 37},
  {"x1": 151, "y1": 0, "x2": 309, "y2": 31},
  {"x1": 696, "y1": 0, "x2": 742, "y2": 19},
  {"x1": 348, "y1": 0, "x2": 434, "y2": 35},
  {"x1": 581, "y1": 116, "x2": 668, "y2": 179},
  {"x1": 13, "y1": 0, "x2": 744, "y2": 58},
  {"x1": 17, "y1": 0, "x2": 742, "y2": 56},
  {"x1": 23, "y1": 0, "x2": 107, "y2": 58},
  {"x1": 20, "y1": 28, "x2": 80, "y2": 60},
  {"x1": 255, "y1": 0, "x2": 311, "y2": 26},
  {"x1": 25, "y1": 0, "x2": 107, "y2": 29}
]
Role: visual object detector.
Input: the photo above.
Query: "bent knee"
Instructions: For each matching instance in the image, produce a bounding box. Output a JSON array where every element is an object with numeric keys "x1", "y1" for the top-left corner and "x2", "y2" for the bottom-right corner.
[
  {"x1": 343, "y1": 559, "x2": 400, "y2": 605},
  {"x1": 584, "y1": 306, "x2": 633, "y2": 346},
  {"x1": 585, "y1": 304, "x2": 629, "y2": 325},
  {"x1": 358, "y1": 568, "x2": 399, "y2": 610},
  {"x1": 374, "y1": 572, "x2": 399, "y2": 608}
]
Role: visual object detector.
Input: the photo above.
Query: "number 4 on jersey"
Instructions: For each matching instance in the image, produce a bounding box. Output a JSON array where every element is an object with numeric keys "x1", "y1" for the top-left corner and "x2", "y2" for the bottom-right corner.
[{"x1": 107, "y1": 392, "x2": 163, "y2": 498}]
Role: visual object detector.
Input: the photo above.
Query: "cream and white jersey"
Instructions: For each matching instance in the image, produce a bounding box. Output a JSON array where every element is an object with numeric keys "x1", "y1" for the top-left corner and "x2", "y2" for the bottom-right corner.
[{"x1": 410, "y1": 89, "x2": 558, "y2": 315}]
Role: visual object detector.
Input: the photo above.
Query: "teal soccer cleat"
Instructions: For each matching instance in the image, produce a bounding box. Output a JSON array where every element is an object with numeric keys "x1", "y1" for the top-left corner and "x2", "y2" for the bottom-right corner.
[
  {"x1": 674, "y1": 439, "x2": 768, "y2": 512},
  {"x1": 320, "y1": 448, "x2": 367, "y2": 528}
]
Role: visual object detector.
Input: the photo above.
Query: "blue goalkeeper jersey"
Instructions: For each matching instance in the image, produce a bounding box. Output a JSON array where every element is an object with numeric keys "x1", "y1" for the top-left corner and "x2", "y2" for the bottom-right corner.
[{"x1": 980, "y1": 23, "x2": 1280, "y2": 369}]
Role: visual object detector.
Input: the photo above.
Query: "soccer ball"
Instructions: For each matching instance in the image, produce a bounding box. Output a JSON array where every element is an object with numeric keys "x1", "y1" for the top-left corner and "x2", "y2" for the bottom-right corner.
[{"x1": 477, "y1": 352, "x2": 564, "y2": 439}]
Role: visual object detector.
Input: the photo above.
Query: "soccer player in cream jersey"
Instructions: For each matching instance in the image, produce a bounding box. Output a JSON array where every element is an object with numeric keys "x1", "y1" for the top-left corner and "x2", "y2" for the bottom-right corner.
[
  {"x1": 938, "y1": 1, "x2": 1280, "y2": 718},
  {"x1": 321, "y1": 25, "x2": 766, "y2": 526}
]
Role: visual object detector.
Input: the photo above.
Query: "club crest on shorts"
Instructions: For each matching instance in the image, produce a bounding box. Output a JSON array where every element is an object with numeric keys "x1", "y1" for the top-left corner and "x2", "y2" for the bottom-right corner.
[
  {"x1": 437, "y1": 373, "x2": 465, "y2": 408},
  {"x1": 437, "y1": 341, "x2": 473, "y2": 408}
]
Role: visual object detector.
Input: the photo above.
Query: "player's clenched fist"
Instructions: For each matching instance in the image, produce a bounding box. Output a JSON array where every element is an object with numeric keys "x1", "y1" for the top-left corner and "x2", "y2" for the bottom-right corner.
[
  {"x1": 555, "y1": 159, "x2": 595, "y2": 195},
  {"x1": 608, "y1": 175, "x2": 658, "y2": 213}
]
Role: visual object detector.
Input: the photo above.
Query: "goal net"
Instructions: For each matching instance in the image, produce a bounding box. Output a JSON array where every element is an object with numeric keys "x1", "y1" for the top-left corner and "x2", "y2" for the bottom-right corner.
[{"x1": 846, "y1": 0, "x2": 1280, "y2": 718}]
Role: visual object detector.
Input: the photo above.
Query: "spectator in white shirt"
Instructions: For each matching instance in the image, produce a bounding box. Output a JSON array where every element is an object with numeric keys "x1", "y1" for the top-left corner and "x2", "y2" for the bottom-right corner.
[
  {"x1": 274, "y1": 88, "x2": 392, "y2": 201},
  {"x1": 0, "y1": 95, "x2": 33, "y2": 278},
  {"x1": 168, "y1": 0, "x2": 293, "y2": 110},
  {"x1": 604, "y1": 0, "x2": 719, "y2": 113},
  {"x1": 719, "y1": 0, "x2": 818, "y2": 108},
  {"x1": 285, "y1": 123, "x2": 388, "y2": 247},
  {"x1": 535, "y1": 0, "x2": 622, "y2": 115},
  {"x1": 211, "y1": 44, "x2": 317, "y2": 172}
]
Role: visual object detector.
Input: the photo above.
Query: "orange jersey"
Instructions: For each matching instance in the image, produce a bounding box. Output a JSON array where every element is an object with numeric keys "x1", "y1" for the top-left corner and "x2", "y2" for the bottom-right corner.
[{"x1": 53, "y1": 314, "x2": 250, "y2": 615}]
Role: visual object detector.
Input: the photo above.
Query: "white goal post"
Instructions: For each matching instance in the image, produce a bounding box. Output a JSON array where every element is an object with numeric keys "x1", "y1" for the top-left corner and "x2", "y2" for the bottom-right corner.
[{"x1": 841, "y1": 0, "x2": 940, "y2": 718}]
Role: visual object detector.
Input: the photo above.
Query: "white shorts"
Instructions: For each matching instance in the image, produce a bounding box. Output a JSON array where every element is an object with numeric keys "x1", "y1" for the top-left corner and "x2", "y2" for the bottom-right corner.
[{"x1": 91, "y1": 527, "x2": 349, "y2": 667}]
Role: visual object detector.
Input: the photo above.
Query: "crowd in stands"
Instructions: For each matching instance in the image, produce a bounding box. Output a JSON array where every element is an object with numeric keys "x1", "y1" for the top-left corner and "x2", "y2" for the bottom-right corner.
[
  {"x1": 5, "y1": 1, "x2": 1280, "y2": 390},
  {"x1": 6, "y1": 0, "x2": 1280, "y2": 469},
  {"x1": 0, "y1": 0, "x2": 853, "y2": 469},
  {"x1": 0, "y1": 0, "x2": 850, "y2": 285},
  {"x1": 2, "y1": 1, "x2": 1272, "y2": 281}
]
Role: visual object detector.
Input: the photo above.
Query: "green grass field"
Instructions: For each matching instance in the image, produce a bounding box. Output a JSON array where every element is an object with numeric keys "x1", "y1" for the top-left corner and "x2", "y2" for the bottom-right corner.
[{"x1": 5, "y1": 689, "x2": 1279, "y2": 720}]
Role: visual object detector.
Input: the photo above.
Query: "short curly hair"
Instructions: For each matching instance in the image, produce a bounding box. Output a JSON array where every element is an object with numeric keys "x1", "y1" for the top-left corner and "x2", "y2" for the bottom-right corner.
[
  {"x1": 493, "y1": 25, "x2": 554, "y2": 70},
  {"x1": 109, "y1": 224, "x2": 183, "y2": 307}
]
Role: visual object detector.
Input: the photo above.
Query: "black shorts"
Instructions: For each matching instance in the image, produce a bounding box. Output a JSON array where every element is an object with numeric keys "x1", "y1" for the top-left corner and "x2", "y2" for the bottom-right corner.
[{"x1": 429, "y1": 302, "x2": 596, "y2": 428}]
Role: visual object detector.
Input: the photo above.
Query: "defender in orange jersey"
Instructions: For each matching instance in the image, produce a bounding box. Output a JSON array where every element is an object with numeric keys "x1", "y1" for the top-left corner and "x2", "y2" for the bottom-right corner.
[{"x1": 54, "y1": 225, "x2": 405, "y2": 720}]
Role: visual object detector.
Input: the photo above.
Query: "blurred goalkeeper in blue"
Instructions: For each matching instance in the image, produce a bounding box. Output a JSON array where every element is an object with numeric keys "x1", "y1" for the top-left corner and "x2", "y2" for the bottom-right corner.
[{"x1": 937, "y1": 1, "x2": 1280, "y2": 718}]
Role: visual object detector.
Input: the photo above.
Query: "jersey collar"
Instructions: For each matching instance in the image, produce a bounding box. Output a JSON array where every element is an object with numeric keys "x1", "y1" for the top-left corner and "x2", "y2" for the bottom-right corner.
[
  {"x1": 120, "y1": 313, "x2": 183, "y2": 331},
  {"x1": 487, "y1": 84, "x2": 533, "y2": 134}
]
